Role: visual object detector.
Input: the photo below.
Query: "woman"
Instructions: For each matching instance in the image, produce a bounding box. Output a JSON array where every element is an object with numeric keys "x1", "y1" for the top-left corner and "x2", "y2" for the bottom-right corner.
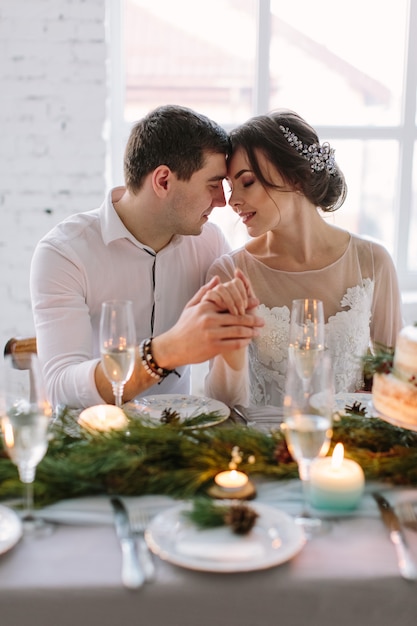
[{"x1": 204, "y1": 109, "x2": 403, "y2": 407}]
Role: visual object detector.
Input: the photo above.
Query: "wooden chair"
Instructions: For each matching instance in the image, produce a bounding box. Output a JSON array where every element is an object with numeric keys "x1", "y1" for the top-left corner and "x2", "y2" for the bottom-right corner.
[{"x1": 4, "y1": 337, "x2": 37, "y2": 370}]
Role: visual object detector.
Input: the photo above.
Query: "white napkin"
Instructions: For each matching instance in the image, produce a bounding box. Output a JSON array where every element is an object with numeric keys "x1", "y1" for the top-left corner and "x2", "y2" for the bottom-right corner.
[
  {"x1": 238, "y1": 404, "x2": 284, "y2": 422},
  {"x1": 175, "y1": 526, "x2": 265, "y2": 562},
  {"x1": 40, "y1": 494, "x2": 177, "y2": 525}
]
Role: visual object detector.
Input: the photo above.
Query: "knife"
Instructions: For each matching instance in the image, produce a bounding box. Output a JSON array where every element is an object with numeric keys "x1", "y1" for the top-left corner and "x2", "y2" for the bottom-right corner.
[
  {"x1": 110, "y1": 497, "x2": 145, "y2": 589},
  {"x1": 372, "y1": 492, "x2": 417, "y2": 581}
]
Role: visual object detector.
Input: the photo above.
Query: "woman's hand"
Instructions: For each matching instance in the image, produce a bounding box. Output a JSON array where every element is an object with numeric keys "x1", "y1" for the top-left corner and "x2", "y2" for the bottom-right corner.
[{"x1": 201, "y1": 269, "x2": 259, "y2": 315}]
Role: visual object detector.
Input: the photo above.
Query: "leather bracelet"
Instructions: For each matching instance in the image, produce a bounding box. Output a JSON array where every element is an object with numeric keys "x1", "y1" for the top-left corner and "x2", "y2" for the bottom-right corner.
[{"x1": 139, "y1": 338, "x2": 180, "y2": 383}]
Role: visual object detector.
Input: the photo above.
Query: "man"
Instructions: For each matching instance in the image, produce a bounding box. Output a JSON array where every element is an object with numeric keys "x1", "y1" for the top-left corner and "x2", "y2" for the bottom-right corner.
[{"x1": 30, "y1": 105, "x2": 261, "y2": 409}]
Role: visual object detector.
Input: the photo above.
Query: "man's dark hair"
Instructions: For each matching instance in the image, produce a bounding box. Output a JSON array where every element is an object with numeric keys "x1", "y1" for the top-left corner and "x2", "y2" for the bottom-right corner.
[{"x1": 124, "y1": 104, "x2": 230, "y2": 192}]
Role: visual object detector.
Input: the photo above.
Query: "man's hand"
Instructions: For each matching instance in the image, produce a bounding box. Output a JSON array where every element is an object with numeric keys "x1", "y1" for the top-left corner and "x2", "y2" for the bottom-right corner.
[
  {"x1": 97, "y1": 270, "x2": 263, "y2": 403},
  {"x1": 152, "y1": 298, "x2": 263, "y2": 369}
]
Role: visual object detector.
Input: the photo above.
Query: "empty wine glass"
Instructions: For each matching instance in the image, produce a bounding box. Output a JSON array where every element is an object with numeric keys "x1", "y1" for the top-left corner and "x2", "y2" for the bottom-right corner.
[
  {"x1": 100, "y1": 299, "x2": 136, "y2": 407},
  {"x1": 0, "y1": 353, "x2": 53, "y2": 536},
  {"x1": 282, "y1": 351, "x2": 334, "y2": 538},
  {"x1": 288, "y1": 298, "x2": 325, "y2": 391}
]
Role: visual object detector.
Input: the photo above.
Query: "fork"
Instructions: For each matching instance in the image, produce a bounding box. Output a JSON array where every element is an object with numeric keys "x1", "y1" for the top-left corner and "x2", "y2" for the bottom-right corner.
[
  {"x1": 397, "y1": 501, "x2": 417, "y2": 532},
  {"x1": 232, "y1": 405, "x2": 256, "y2": 427},
  {"x1": 129, "y1": 508, "x2": 156, "y2": 581}
]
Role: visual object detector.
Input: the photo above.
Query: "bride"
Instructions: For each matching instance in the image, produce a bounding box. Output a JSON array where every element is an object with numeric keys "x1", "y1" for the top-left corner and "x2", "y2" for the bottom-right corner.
[{"x1": 204, "y1": 109, "x2": 403, "y2": 408}]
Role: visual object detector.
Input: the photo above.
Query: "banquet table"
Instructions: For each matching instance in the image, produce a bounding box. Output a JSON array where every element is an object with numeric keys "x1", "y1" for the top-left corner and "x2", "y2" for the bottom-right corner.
[{"x1": 1, "y1": 480, "x2": 417, "y2": 626}]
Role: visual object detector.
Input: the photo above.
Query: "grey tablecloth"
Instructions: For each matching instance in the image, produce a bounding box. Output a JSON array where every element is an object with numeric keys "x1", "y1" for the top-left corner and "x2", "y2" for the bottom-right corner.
[{"x1": 1, "y1": 481, "x2": 417, "y2": 626}]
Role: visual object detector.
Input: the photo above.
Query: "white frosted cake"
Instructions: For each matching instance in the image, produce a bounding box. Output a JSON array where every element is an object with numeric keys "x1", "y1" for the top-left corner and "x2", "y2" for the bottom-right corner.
[{"x1": 372, "y1": 325, "x2": 417, "y2": 426}]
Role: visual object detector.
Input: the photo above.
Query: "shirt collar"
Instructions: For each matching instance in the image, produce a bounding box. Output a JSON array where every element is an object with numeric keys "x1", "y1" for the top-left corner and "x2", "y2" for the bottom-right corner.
[{"x1": 100, "y1": 186, "x2": 183, "y2": 253}]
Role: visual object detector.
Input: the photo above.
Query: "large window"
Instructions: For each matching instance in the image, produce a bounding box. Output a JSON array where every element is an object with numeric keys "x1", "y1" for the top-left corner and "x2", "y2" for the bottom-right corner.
[{"x1": 108, "y1": 0, "x2": 417, "y2": 292}]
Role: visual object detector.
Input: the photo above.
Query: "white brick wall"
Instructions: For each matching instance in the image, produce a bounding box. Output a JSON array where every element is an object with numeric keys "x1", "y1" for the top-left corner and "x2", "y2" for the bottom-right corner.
[
  {"x1": 1, "y1": 0, "x2": 415, "y2": 371},
  {"x1": 0, "y1": 0, "x2": 107, "y2": 353}
]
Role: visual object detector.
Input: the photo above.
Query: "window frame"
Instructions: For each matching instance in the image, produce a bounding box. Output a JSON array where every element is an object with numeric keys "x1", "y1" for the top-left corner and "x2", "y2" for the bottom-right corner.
[{"x1": 106, "y1": 0, "x2": 417, "y2": 294}]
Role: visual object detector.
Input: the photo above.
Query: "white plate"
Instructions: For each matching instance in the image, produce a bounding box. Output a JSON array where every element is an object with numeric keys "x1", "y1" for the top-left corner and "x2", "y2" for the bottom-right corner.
[
  {"x1": 0, "y1": 504, "x2": 22, "y2": 555},
  {"x1": 145, "y1": 502, "x2": 306, "y2": 573},
  {"x1": 126, "y1": 394, "x2": 230, "y2": 428},
  {"x1": 334, "y1": 393, "x2": 373, "y2": 417}
]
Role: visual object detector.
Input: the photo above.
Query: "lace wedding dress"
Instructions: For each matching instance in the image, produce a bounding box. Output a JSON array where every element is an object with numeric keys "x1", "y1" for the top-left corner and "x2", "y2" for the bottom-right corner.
[{"x1": 205, "y1": 235, "x2": 403, "y2": 408}]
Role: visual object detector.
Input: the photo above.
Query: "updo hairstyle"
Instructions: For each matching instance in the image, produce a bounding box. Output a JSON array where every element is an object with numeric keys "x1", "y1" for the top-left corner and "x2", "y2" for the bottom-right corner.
[{"x1": 229, "y1": 109, "x2": 347, "y2": 212}]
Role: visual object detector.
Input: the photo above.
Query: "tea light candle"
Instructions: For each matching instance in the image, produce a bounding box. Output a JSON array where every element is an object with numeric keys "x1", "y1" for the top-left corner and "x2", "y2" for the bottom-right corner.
[
  {"x1": 78, "y1": 404, "x2": 128, "y2": 431},
  {"x1": 309, "y1": 443, "x2": 365, "y2": 511},
  {"x1": 214, "y1": 470, "x2": 249, "y2": 491}
]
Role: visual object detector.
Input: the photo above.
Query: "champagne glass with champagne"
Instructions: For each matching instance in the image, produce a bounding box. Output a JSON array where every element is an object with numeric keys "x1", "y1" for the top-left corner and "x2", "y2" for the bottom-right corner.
[
  {"x1": 100, "y1": 300, "x2": 136, "y2": 407},
  {"x1": 288, "y1": 298, "x2": 325, "y2": 391},
  {"x1": 282, "y1": 350, "x2": 334, "y2": 537},
  {"x1": 0, "y1": 352, "x2": 53, "y2": 536}
]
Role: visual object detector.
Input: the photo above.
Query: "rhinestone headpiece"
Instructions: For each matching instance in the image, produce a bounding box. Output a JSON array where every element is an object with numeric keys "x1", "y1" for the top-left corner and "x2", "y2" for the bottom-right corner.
[{"x1": 279, "y1": 125, "x2": 336, "y2": 175}]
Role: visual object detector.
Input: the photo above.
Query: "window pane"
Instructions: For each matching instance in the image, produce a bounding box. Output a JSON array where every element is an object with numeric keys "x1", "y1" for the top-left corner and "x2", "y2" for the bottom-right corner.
[
  {"x1": 329, "y1": 140, "x2": 398, "y2": 253},
  {"x1": 269, "y1": 0, "x2": 408, "y2": 126},
  {"x1": 123, "y1": 0, "x2": 257, "y2": 125}
]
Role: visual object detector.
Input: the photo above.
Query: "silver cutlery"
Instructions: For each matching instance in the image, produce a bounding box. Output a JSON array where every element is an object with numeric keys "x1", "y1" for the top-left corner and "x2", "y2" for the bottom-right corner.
[
  {"x1": 129, "y1": 507, "x2": 156, "y2": 581},
  {"x1": 110, "y1": 496, "x2": 145, "y2": 589},
  {"x1": 373, "y1": 492, "x2": 417, "y2": 581},
  {"x1": 232, "y1": 405, "x2": 256, "y2": 426},
  {"x1": 397, "y1": 501, "x2": 417, "y2": 532}
]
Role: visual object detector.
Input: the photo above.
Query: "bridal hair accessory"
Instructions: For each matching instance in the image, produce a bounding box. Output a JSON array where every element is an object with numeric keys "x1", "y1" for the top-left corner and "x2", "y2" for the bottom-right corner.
[{"x1": 279, "y1": 125, "x2": 336, "y2": 175}]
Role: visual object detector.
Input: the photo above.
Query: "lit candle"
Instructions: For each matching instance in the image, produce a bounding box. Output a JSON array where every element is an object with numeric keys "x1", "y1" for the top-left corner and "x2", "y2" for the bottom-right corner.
[
  {"x1": 214, "y1": 469, "x2": 249, "y2": 491},
  {"x1": 309, "y1": 443, "x2": 365, "y2": 511},
  {"x1": 78, "y1": 404, "x2": 128, "y2": 432}
]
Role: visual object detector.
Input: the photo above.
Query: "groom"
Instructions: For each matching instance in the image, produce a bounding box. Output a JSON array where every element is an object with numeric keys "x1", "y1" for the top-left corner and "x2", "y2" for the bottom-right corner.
[{"x1": 30, "y1": 105, "x2": 262, "y2": 409}]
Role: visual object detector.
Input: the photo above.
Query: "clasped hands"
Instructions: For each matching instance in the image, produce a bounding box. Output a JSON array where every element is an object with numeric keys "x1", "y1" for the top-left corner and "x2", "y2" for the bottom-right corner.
[
  {"x1": 155, "y1": 269, "x2": 263, "y2": 370},
  {"x1": 101, "y1": 269, "x2": 263, "y2": 403}
]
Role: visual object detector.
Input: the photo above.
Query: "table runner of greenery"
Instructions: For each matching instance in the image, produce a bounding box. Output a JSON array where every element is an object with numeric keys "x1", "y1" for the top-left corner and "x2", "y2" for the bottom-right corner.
[{"x1": 1, "y1": 407, "x2": 417, "y2": 507}]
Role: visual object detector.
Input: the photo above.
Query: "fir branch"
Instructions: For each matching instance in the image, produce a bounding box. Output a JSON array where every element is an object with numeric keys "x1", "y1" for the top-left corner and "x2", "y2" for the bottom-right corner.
[
  {"x1": 183, "y1": 497, "x2": 230, "y2": 528},
  {"x1": 1, "y1": 408, "x2": 417, "y2": 508},
  {"x1": 362, "y1": 344, "x2": 394, "y2": 378},
  {"x1": 183, "y1": 497, "x2": 259, "y2": 534}
]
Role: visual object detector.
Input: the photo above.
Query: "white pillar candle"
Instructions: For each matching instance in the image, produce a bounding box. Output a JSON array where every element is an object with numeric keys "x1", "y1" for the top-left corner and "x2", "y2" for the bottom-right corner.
[
  {"x1": 78, "y1": 404, "x2": 128, "y2": 431},
  {"x1": 309, "y1": 443, "x2": 365, "y2": 510},
  {"x1": 214, "y1": 470, "x2": 249, "y2": 491}
]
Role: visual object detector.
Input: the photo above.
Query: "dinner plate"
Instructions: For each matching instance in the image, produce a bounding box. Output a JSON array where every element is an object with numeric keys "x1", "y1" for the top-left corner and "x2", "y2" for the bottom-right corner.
[
  {"x1": 334, "y1": 392, "x2": 372, "y2": 417},
  {"x1": 145, "y1": 502, "x2": 306, "y2": 573},
  {"x1": 126, "y1": 394, "x2": 230, "y2": 428},
  {"x1": 0, "y1": 504, "x2": 22, "y2": 555}
]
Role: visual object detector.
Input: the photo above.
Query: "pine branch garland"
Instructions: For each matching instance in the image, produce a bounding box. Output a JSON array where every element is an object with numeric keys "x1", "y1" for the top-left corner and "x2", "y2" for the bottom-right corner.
[{"x1": 1, "y1": 406, "x2": 417, "y2": 508}]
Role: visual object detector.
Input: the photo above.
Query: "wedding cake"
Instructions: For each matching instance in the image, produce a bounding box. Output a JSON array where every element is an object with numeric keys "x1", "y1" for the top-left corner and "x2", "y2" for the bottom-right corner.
[{"x1": 372, "y1": 325, "x2": 417, "y2": 426}]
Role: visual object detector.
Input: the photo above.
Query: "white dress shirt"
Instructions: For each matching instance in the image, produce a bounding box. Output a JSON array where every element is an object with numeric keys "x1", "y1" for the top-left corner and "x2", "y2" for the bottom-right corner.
[{"x1": 30, "y1": 187, "x2": 230, "y2": 409}]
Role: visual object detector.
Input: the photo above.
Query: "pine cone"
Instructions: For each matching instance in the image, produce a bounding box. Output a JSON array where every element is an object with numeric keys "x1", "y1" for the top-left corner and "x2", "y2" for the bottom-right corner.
[
  {"x1": 224, "y1": 503, "x2": 259, "y2": 535},
  {"x1": 160, "y1": 408, "x2": 181, "y2": 424},
  {"x1": 274, "y1": 439, "x2": 293, "y2": 464},
  {"x1": 345, "y1": 401, "x2": 367, "y2": 416}
]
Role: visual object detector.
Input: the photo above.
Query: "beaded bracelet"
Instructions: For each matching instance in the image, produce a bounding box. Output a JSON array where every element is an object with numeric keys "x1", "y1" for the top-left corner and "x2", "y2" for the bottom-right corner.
[{"x1": 139, "y1": 337, "x2": 180, "y2": 383}]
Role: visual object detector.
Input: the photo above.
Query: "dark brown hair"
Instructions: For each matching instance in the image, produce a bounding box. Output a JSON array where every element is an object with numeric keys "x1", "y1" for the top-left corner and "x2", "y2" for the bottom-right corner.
[
  {"x1": 124, "y1": 105, "x2": 230, "y2": 193},
  {"x1": 229, "y1": 109, "x2": 347, "y2": 211}
]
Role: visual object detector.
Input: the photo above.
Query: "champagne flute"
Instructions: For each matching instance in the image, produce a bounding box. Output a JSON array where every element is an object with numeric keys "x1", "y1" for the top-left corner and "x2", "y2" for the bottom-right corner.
[
  {"x1": 0, "y1": 353, "x2": 53, "y2": 536},
  {"x1": 282, "y1": 351, "x2": 334, "y2": 538},
  {"x1": 288, "y1": 298, "x2": 325, "y2": 390},
  {"x1": 100, "y1": 300, "x2": 136, "y2": 407}
]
